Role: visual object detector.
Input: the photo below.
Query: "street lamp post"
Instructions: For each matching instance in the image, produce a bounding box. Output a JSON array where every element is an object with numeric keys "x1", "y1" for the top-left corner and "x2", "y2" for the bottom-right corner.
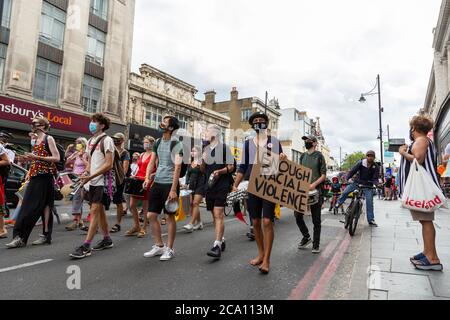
[{"x1": 359, "y1": 74, "x2": 385, "y2": 178}]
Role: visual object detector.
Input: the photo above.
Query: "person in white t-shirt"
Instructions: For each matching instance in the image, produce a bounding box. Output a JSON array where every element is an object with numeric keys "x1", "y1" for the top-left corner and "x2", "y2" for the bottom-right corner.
[{"x1": 70, "y1": 113, "x2": 115, "y2": 260}]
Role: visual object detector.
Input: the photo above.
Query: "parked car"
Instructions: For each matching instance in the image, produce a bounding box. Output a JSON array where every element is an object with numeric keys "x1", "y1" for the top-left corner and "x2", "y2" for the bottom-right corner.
[{"x1": 5, "y1": 163, "x2": 27, "y2": 208}]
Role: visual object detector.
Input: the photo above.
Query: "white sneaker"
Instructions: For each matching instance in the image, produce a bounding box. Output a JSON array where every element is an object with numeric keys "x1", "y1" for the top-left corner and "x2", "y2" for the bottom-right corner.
[
  {"x1": 183, "y1": 223, "x2": 194, "y2": 232},
  {"x1": 193, "y1": 222, "x2": 204, "y2": 231},
  {"x1": 143, "y1": 245, "x2": 166, "y2": 258},
  {"x1": 160, "y1": 248, "x2": 175, "y2": 261}
]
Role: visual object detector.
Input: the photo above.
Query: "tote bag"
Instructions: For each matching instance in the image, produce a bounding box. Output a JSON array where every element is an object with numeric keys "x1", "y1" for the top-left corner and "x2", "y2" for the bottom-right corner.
[{"x1": 401, "y1": 159, "x2": 447, "y2": 213}]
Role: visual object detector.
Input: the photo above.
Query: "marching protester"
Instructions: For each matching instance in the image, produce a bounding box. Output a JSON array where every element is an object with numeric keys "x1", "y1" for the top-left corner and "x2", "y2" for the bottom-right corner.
[
  {"x1": 64, "y1": 144, "x2": 76, "y2": 173},
  {"x1": 143, "y1": 116, "x2": 183, "y2": 261},
  {"x1": 233, "y1": 112, "x2": 286, "y2": 274},
  {"x1": 6, "y1": 116, "x2": 60, "y2": 248},
  {"x1": 110, "y1": 133, "x2": 130, "y2": 234},
  {"x1": 65, "y1": 137, "x2": 89, "y2": 231},
  {"x1": 335, "y1": 150, "x2": 380, "y2": 227},
  {"x1": 0, "y1": 143, "x2": 11, "y2": 238},
  {"x1": 183, "y1": 146, "x2": 205, "y2": 232},
  {"x1": 130, "y1": 152, "x2": 140, "y2": 176},
  {"x1": 125, "y1": 136, "x2": 154, "y2": 237},
  {"x1": 201, "y1": 124, "x2": 235, "y2": 260},
  {"x1": 399, "y1": 115, "x2": 443, "y2": 271},
  {"x1": 295, "y1": 135, "x2": 327, "y2": 254},
  {"x1": 70, "y1": 113, "x2": 115, "y2": 259}
]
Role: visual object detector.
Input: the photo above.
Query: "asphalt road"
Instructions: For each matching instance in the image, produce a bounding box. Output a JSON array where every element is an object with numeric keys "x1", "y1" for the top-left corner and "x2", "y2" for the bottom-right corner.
[{"x1": 0, "y1": 201, "x2": 357, "y2": 300}]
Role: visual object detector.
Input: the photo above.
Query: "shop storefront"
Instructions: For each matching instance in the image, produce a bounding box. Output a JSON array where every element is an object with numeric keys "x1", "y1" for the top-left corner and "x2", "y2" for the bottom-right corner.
[
  {"x1": 128, "y1": 124, "x2": 162, "y2": 153},
  {"x1": 435, "y1": 102, "x2": 450, "y2": 162},
  {"x1": 0, "y1": 95, "x2": 126, "y2": 150}
]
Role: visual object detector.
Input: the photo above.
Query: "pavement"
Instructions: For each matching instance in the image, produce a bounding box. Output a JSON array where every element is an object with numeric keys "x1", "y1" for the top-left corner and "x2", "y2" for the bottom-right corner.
[{"x1": 0, "y1": 197, "x2": 449, "y2": 300}]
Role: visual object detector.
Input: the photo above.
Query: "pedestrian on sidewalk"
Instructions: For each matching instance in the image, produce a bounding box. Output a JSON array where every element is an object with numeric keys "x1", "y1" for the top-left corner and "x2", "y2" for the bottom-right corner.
[
  {"x1": 398, "y1": 115, "x2": 443, "y2": 271},
  {"x1": 109, "y1": 133, "x2": 130, "y2": 234},
  {"x1": 0, "y1": 144, "x2": 11, "y2": 238},
  {"x1": 182, "y1": 146, "x2": 205, "y2": 233},
  {"x1": 70, "y1": 113, "x2": 115, "y2": 259},
  {"x1": 143, "y1": 116, "x2": 183, "y2": 261},
  {"x1": 6, "y1": 116, "x2": 60, "y2": 248},
  {"x1": 335, "y1": 151, "x2": 380, "y2": 227},
  {"x1": 201, "y1": 124, "x2": 235, "y2": 260},
  {"x1": 295, "y1": 135, "x2": 327, "y2": 254},
  {"x1": 65, "y1": 137, "x2": 88, "y2": 231},
  {"x1": 233, "y1": 112, "x2": 286, "y2": 274}
]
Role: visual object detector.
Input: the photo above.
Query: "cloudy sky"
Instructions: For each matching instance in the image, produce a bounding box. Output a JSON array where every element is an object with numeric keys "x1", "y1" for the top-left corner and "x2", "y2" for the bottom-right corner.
[{"x1": 131, "y1": 0, "x2": 441, "y2": 162}]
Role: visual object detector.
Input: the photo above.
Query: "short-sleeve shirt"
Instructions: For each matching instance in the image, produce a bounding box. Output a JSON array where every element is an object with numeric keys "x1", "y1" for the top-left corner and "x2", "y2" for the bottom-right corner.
[
  {"x1": 300, "y1": 151, "x2": 327, "y2": 187},
  {"x1": 119, "y1": 149, "x2": 131, "y2": 177},
  {"x1": 88, "y1": 134, "x2": 115, "y2": 187},
  {"x1": 203, "y1": 143, "x2": 235, "y2": 192},
  {"x1": 153, "y1": 138, "x2": 183, "y2": 185}
]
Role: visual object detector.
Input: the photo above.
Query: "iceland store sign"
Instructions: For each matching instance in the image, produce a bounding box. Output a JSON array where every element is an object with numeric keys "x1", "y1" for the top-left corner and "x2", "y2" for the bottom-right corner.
[{"x1": 0, "y1": 96, "x2": 90, "y2": 134}]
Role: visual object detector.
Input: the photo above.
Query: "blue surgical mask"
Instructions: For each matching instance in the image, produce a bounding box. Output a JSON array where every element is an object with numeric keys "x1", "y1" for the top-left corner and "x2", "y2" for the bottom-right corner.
[
  {"x1": 89, "y1": 122, "x2": 98, "y2": 135},
  {"x1": 31, "y1": 139, "x2": 36, "y2": 147}
]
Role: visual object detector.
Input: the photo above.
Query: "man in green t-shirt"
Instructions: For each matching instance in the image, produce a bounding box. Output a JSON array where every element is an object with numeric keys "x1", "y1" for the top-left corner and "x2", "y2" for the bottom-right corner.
[{"x1": 295, "y1": 135, "x2": 327, "y2": 254}]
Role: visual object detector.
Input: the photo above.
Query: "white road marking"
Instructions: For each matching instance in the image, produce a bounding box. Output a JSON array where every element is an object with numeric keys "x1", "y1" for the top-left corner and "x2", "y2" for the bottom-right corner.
[{"x1": 0, "y1": 259, "x2": 54, "y2": 274}]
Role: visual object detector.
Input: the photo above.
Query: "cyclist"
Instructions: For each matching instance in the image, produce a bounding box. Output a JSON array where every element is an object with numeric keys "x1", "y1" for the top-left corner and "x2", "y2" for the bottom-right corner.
[
  {"x1": 328, "y1": 177, "x2": 342, "y2": 212},
  {"x1": 335, "y1": 150, "x2": 380, "y2": 227}
]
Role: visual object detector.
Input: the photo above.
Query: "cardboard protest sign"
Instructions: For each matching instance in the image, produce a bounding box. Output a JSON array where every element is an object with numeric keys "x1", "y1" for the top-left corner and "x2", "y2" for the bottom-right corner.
[{"x1": 248, "y1": 153, "x2": 312, "y2": 214}]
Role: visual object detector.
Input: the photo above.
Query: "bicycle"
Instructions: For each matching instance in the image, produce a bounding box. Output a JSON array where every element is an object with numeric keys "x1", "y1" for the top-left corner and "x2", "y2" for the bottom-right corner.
[
  {"x1": 329, "y1": 192, "x2": 344, "y2": 215},
  {"x1": 343, "y1": 184, "x2": 376, "y2": 236}
]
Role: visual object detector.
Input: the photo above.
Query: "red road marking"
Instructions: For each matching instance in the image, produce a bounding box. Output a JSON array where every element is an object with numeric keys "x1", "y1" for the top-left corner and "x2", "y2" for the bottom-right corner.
[
  {"x1": 307, "y1": 233, "x2": 352, "y2": 300},
  {"x1": 287, "y1": 230, "x2": 345, "y2": 300}
]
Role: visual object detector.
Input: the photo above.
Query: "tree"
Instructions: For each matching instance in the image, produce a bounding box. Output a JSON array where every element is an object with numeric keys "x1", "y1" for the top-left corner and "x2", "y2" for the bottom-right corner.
[{"x1": 341, "y1": 151, "x2": 366, "y2": 171}]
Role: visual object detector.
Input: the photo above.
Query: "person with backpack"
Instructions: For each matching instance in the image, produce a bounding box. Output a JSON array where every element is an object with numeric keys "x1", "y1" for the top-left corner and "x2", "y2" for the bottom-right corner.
[
  {"x1": 295, "y1": 135, "x2": 327, "y2": 254},
  {"x1": 6, "y1": 116, "x2": 60, "y2": 248},
  {"x1": 69, "y1": 113, "x2": 115, "y2": 259},
  {"x1": 143, "y1": 115, "x2": 184, "y2": 261},
  {"x1": 110, "y1": 133, "x2": 130, "y2": 234},
  {"x1": 0, "y1": 143, "x2": 11, "y2": 238},
  {"x1": 233, "y1": 112, "x2": 286, "y2": 274},
  {"x1": 201, "y1": 124, "x2": 235, "y2": 260},
  {"x1": 335, "y1": 150, "x2": 380, "y2": 227}
]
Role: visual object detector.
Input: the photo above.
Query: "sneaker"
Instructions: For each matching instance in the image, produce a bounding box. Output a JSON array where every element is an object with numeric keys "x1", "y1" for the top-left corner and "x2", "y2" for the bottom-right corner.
[
  {"x1": 80, "y1": 224, "x2": 89, "y2": 232},
  {"x1": 312, "y1": 245, "x2": 321, "y2": 254},
  {"x1": 70, "y1": 245, "x2": 92, "y2": 259},
  {"x1": 192, "y1": 222, "x2": 204, "y2": 231},
  {"x1": 92, "y1": 238, "x2": 114, "y2": 251},
  {"x1": 183, "y1": 223, "x2": 194, "y2": 233},
  {"x1": 65, "y1": 221, "x2": 78, "y2": 231},
  {"x1": 32, "y1": 235, "x2": 51, "y2": 246},
  {"x1": 5, "y1": 236, "x2": 26, "y2": 249},
  {"x1": 246, "y1": 230, "x2": 255, "y2": 241},
  {"x1": 369, "y1": 221, "x2": 378, "y2": 227},
  {"x1": 160, "y1": 248, "x2": 175, "y2": 261},
  {"x1": 144, "y1": 245, "x2": 166, "y2": 258},
  {"x1": 207, "y1": 245, "x2": 221, "y2": 259},
  {"x1": 298, "y1": 237, "x2": 312, "y2": 249}
]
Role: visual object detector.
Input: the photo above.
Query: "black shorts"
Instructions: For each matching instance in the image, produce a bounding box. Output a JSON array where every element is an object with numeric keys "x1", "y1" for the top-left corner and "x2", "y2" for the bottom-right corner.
[
  {"x1": 206, "y1": 188, "x2": 228, "y2": 211},
  {"x1": 247, "y1": 193, "x2": 276, "y2": 221},
  {"x1": 148, "y1": 183, "x2": 180, "y2": 215},
  {"x1": 192, "y1": 183, "x2": 206, "y2": 197},
  {"x1": 88, "y1": 186, "x2": 110, "y2": 208},
  {"x1": 113, "y1": 183, "x2": 125, "y2": 205}
]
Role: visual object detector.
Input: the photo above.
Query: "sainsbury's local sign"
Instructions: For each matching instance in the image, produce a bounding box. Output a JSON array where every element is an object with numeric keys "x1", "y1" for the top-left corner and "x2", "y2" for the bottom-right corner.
[{"x1": 0, "y1": 96, "x2": 90, "y2": 134}]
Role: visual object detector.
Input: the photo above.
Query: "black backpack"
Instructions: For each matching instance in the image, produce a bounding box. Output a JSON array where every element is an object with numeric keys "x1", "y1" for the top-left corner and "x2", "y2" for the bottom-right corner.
[
  {"x1": 44, "y1": 135, "x2": 65, "y2": 171},
  {"x1": 154, "y1": 138, "x2": 188, "y2": 178}
]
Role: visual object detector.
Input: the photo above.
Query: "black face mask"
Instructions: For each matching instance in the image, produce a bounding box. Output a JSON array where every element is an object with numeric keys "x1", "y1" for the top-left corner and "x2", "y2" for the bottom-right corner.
[
  {"x1": 253, "y1": 122, "x2": 268, "y2": 132},
  {"x1": 305, "y1": 141, "x2": 314, "y2": 150}
]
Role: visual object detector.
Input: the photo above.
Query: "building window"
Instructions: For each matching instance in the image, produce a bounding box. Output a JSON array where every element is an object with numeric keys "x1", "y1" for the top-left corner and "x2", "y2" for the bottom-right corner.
[
  {"x1": 177, "y1": 114, "x2": 189, "y2": 130},
  {"x1": 90, "y1": 0, "x2": 108, "y2": 20},
  {"x1": 1, "y1": 0, "x2": 12, "y2": 28},
  {"x1": 292, "y1": 150, "x2": 303, "y2": 164},
  {"x1": 86, "y1": 25, "x2": 106, "y2": 66},
  {"x1": 145, "y1": 106, "x2": 164, "y2": 129},
  {"x1": 241, "y1": 109, "x2": 252, "y2": 122},
  {"x1": 33, "y1": 57, "x2": 61, "y2": 104},
  {"x1": 0, "y1": 44, "x2": 6, "y2": 90},
  {"x1": 82, "y1": 75, "x2": 103, "y2": 113},
  {"x1": 39, "y1": 1, "x2": 66, "y2": 50},
  {"x1": 220, "y1": 112, "x2": 229, "y2": 118}
]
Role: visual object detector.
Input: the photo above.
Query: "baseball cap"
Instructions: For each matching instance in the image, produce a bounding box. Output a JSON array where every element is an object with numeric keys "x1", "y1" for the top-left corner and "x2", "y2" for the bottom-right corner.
[
  {"x1": 302, "y1": 135, "x2": 318, "y2": 143},
  {"x1": 366, "y1": 150, "x2": 376, "y2": 157},
  {"x1": 113, "y1": 133, "x2": 125, "y2": 140}
]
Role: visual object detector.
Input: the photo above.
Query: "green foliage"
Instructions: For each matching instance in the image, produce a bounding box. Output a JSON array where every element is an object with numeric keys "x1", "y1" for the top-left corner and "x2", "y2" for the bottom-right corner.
[{"x1": 341, "y1": 152, "x2": 366, "y2": 171}]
